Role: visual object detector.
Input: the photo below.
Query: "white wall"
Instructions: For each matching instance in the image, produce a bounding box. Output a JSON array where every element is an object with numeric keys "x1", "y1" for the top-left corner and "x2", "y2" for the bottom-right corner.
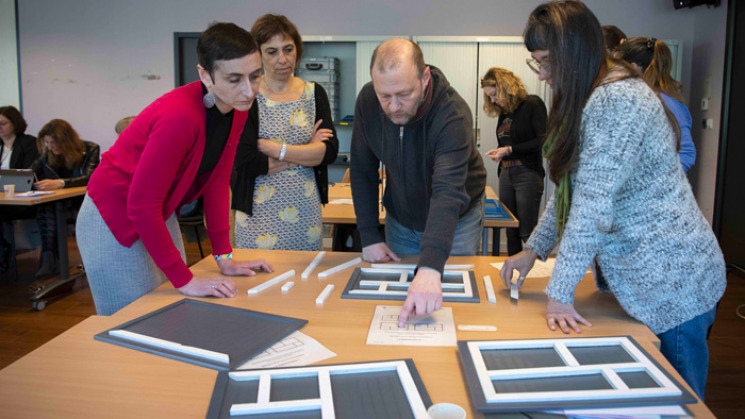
[
  {"x1": 0, "y1": 0, "x2": 20, "y2": 108},
  {"x1": 10, "y1": 0, "x2": 727, "y2": 218},
  {"x1": 687, "y1": 5, "x2": 728, "y2": 223}
]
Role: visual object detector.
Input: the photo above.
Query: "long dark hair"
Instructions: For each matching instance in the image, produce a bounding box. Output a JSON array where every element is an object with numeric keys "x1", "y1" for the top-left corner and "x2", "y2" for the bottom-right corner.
[
  {"x1": 617, "y1": 37, "x2": 685, "y2": 103},
  {"x1": 37, "y1": 119, "x2": 85, "y2": 170},
  {"x1": 524, "y1": 0, "x2": 611, "y2": 185}
]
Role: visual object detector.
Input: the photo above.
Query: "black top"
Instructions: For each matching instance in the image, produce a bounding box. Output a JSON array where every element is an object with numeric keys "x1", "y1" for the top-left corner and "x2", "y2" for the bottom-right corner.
[
  {"x1": 350, "y1": 65, "x2": 486, "y2": 274},
  {"x1": 231, "y1": 83, "x2": 339, "y2": 215},
  {"x1": 0, "y1": 133, "x2": 39, "y2": 169},
  {"x1": 496, "y1": 95, "x2": 547, "y2": 177},
  {"x1": 198, "y1": 84, "x2": 234, "y2": 176},
  {"x1": 30, "y1": 140, "x2": 100, "y2": 188}
]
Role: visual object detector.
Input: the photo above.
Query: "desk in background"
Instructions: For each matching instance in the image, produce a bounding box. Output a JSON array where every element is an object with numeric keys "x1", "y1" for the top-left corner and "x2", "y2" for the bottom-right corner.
[
  {"x1": 0, "y1": 186, "x2": 87, "y2": 309},
  {"x1": 0, "y1": 250, "x2": 714, "y2": 418},
  {"x1": 323, "y1": 183, "x2": 518, "y2": 256}
]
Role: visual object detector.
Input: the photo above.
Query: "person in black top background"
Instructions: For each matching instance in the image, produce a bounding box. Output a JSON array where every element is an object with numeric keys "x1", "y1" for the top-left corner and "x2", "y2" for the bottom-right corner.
[
  {"x1": 0, "y1": 106, "x2": 40, "y2": 273},
  {"x1": 29, "y1": 119, "x2": 100, "y2": 280},
  {"x1": 482, "y1": 67, "x2": 547, "y2": 255}
]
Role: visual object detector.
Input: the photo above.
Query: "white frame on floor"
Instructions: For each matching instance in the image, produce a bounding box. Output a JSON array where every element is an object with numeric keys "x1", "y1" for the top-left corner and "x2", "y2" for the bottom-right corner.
[
  {"x1": 348, "y1": 268, "x2": 474, "y2": 300},
  {"x1": 227, "y1": 360, "x2": 429, "y2": 418},
  {"x1": 466, "y1": 337, "x2": 682, "y2": 405}
]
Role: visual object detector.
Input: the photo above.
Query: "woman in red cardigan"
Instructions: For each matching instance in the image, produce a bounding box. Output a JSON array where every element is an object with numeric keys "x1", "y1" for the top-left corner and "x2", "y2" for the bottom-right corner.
[{"x1": 76, "y1": 22, "x2": 273, "y2": 316}]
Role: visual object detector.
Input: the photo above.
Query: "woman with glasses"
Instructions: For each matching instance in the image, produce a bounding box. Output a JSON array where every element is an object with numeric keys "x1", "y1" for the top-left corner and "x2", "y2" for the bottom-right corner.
[
  {"x1": 617, "y1": 37, "x2": 696, "y2": 172},
  {"x1": 481, "y1": 67, "x2": 547, "y2": 256},
  {"x1": 29, "y1": 119, "x2": 100, "y2": 279},
  {"x1": 0, "y1": 106, "x2": 40, "y2": 273},
  {"x1": 500, "y1": 1, "x2": 725, "y2": 399}
]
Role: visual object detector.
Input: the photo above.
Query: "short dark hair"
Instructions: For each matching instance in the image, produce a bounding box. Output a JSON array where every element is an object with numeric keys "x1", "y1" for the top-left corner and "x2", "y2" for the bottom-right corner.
[
  {"x1": 0, "y1": 106, "x2": 28, "y2": 135},
  {"x1": 197, "y1": 22, "x2": 258, "y2": 79},
  {"x1": 602, "y1": 25, "x2": 627, "y2": 52},
  {"x1": 251, "y1": 14, "x2": 304, "y2": 67},
  {"x1": 370, "y1": 39, "x2": 426, "y2": 78}
]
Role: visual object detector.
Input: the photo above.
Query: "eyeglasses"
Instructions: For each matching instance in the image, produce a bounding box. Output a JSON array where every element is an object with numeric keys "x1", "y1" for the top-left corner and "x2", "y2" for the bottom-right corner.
[{"x1": 526, "y1": 58, "x2": 550, "y2": 75}]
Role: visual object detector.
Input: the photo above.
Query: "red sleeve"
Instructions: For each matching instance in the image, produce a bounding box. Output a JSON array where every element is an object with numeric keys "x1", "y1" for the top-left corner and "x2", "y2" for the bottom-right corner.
[{"x1": 126, "y1": 109, "x2": 198, "y2": 288}]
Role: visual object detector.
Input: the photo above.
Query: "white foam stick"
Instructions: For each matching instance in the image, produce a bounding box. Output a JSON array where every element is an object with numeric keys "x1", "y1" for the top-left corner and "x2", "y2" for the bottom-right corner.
[
  {"x1": 109, "y1": 330, "x2": 229, "y2": 364},
  {"x1": 246, "y1": 270, "x2": 295, "y2": 295},
  {"x1": 301, "y1": 251, "x2": 326, "y2": 279},
  {"x1": 317, "y1": 257, "x2": 361, "y2": 278},
  {"x1": 315, "y1": 284, "x2": 335, "y2": 304},
  {"x1": 457, "y1": 325, "x2": 498, "y2": 332},
  {"x1": 483, "y1": 275, "x2": 497, "y2": 304},
  {"x1": 371, "y1": 263, "x2": 474, "y2": 270},
  {"x1": 281, "y1": 281, "x2": 295, "y2": 293}
]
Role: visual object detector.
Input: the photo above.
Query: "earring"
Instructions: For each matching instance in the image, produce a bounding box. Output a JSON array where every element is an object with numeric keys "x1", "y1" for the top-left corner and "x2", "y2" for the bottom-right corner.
[{"x1": 203, "y1": 92, "x2": 215, "y2": 109}]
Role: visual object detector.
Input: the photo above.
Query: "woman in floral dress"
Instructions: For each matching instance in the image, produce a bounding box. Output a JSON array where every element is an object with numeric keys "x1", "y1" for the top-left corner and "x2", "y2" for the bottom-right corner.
[{"x1": 232, "y1": 14, "x2": 338, "y2": 250}]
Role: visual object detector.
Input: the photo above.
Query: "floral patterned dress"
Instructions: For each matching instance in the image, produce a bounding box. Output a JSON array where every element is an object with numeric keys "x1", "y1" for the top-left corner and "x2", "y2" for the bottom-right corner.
[{"x1": 234, "y1": 82, "x2": 323, "y2": 250}]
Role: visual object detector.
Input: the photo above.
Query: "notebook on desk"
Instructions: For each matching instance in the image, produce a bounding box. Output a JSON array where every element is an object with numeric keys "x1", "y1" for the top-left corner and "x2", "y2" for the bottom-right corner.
[{"x1": 0, "y1": 169, "x2": 34, "y2": 192}]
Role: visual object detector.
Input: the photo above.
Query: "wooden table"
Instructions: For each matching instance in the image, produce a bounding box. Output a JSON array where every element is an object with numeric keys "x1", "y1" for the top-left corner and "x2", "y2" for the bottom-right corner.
[
  {"x1": 323, "y1": 183, "x2": 518, "y2": 256},
  {"x1": 1, "y1": 186, "x2": 87, "y2": 309},
  {"x1": 0, "y1": 250, "x2": 714, "y2": 418}
]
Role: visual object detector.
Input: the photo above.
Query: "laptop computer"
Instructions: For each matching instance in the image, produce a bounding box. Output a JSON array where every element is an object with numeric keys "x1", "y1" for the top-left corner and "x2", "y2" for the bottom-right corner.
[{"x1": 0, "y1": 169, "x2": 35, "y2": 192}]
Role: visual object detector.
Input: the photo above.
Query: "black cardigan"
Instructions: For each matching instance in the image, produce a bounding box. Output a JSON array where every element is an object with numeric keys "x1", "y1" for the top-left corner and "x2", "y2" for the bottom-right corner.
[
  {"x1": 231, "y1": 83, "x2": 339, "y2": 215},
  {"x1": 496, "y1": 94, "x2": 547, "y2": 177},
  {"x1": 1, "y1": 133, "x2": 39, "y2": 169}
]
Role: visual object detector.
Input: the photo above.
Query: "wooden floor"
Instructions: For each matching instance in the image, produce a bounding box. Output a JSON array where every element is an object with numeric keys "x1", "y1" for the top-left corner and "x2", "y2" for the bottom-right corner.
[{"x1": 1, "y1": 237, "x2": 744, "y2": 417}]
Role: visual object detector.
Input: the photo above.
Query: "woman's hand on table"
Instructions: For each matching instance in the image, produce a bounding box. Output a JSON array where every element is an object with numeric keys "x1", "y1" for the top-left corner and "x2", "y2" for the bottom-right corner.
[
  {"x1": 217, "y1": 257, "x2": 274, "y2": 276},
  {"x1": 546, "y1": 298, "x2": 592, "y2": 334},
  {"x1": 34, "y1": 179, "x2": 64, "y2": 190},
  {"x1": 499, "y1": 248, "x2": 537, "y2": 289},
  {"x1": 178, "y1": 276, "x2": 239, "y2": 298}
]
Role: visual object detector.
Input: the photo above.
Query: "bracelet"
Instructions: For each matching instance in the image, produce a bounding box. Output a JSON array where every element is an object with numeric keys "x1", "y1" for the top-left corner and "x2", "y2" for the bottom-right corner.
[
  {"x1": 278, "y1": 143, "x2": 287, "y2": 161},
  {"x1": 213, "y1": 252, "x2": 233, "y2": 261}
]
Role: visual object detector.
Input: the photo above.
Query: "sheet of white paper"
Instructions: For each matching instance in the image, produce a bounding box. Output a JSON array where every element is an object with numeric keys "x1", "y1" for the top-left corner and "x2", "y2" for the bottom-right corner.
[
  {"x1": 492, "y1": 258, "x2": 592, "y2": 279},
  {"x1": 14, "y1": 191, "x2": 55, "y2": 197},
  {"x1": 366, "y1": 305, "x2": 456, "y2": 347},
  {"x1": 328, "y1": 198, "x2": 354, "y2": 205},
  {"x1": 545, "y1": 404, "x2": 687, "y2": 418},
  {"x1": 492, "y1": 258, "x2": 557, "y2": 278},
  {"x1": 237, "y1": 331, "x2": 337, "y2": 369}
]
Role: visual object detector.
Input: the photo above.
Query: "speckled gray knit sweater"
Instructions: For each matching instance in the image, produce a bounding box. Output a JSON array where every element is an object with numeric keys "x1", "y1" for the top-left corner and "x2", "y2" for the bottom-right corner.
[{"x1": 525, "y1": 76, "x2": 726, "y2": 335}]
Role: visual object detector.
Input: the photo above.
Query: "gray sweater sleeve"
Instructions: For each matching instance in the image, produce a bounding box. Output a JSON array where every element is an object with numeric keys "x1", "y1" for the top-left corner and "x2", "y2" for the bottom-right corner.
[{"x1": 536, "y1": 81, "x2": 649, "y2": 304}]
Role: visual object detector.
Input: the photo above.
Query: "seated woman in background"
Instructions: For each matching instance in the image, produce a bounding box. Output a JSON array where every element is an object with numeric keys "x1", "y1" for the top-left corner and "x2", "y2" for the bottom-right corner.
[
  {"x1": 30, "y1": 119, "x2": 100, "y2": 278},
  {"x1": 0, "y1": 106, "x2": 40, "y2": 273},
  {"x1": 77, "y1": 22, "x2": 272, "y2": 316},
  {"x1": 501, "y1": 1, "x2": 724, "y2": 399},
  {"x1": 481, "y1": 68, "x2": 547, "y2": 256},
  {"x1": 232, "y1": 14, "x2": 338, "y2": 251},
  {"x1": 617, "y1": 37, "x2": 696, "y2": 172}
]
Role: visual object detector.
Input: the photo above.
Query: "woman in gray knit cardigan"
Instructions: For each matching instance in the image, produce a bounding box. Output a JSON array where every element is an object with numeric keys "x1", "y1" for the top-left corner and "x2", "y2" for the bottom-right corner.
[{"x1": 501, "y1": 1, "x2": 726, "y2": 400}]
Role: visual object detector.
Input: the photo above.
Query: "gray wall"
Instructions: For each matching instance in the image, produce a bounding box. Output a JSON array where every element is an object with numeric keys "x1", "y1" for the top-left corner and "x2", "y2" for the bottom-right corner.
[{"x1": 14, "y1": 0, "x2": 727, "y2": 221}]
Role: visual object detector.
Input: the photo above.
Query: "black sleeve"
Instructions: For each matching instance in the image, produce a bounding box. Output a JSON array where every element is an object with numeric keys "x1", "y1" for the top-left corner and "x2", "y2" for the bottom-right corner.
[
  {"x1": 314, "y1": 83, "x2": 339, "y2": 166},
  {"x1": 511, "y1": 96, "x2": 547, "y2": 154},
  {"x1": 18, "y1": 135, "x2": 40, "y2": 169},
  {"x1": 232, "y1": 104, "x2": 268, "y2": 179},
  {"x1": 65, "y1": 142, "x2": 100, "y2": 187}
]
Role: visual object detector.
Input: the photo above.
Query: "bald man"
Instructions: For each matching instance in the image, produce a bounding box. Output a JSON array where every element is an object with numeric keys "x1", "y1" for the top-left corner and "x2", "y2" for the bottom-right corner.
[{"x1": 350, "y1": 39, "x2": 486, "y2": 326}]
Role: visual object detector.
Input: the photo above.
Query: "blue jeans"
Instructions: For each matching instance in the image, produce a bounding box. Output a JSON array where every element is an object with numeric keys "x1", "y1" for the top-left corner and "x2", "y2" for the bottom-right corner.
[
  {"x1": 656, "y1": 306, "x2": 717, "y2": 401},
  {"x1": 385, "y1": 194, "x2": 485, "y2": 256}
]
